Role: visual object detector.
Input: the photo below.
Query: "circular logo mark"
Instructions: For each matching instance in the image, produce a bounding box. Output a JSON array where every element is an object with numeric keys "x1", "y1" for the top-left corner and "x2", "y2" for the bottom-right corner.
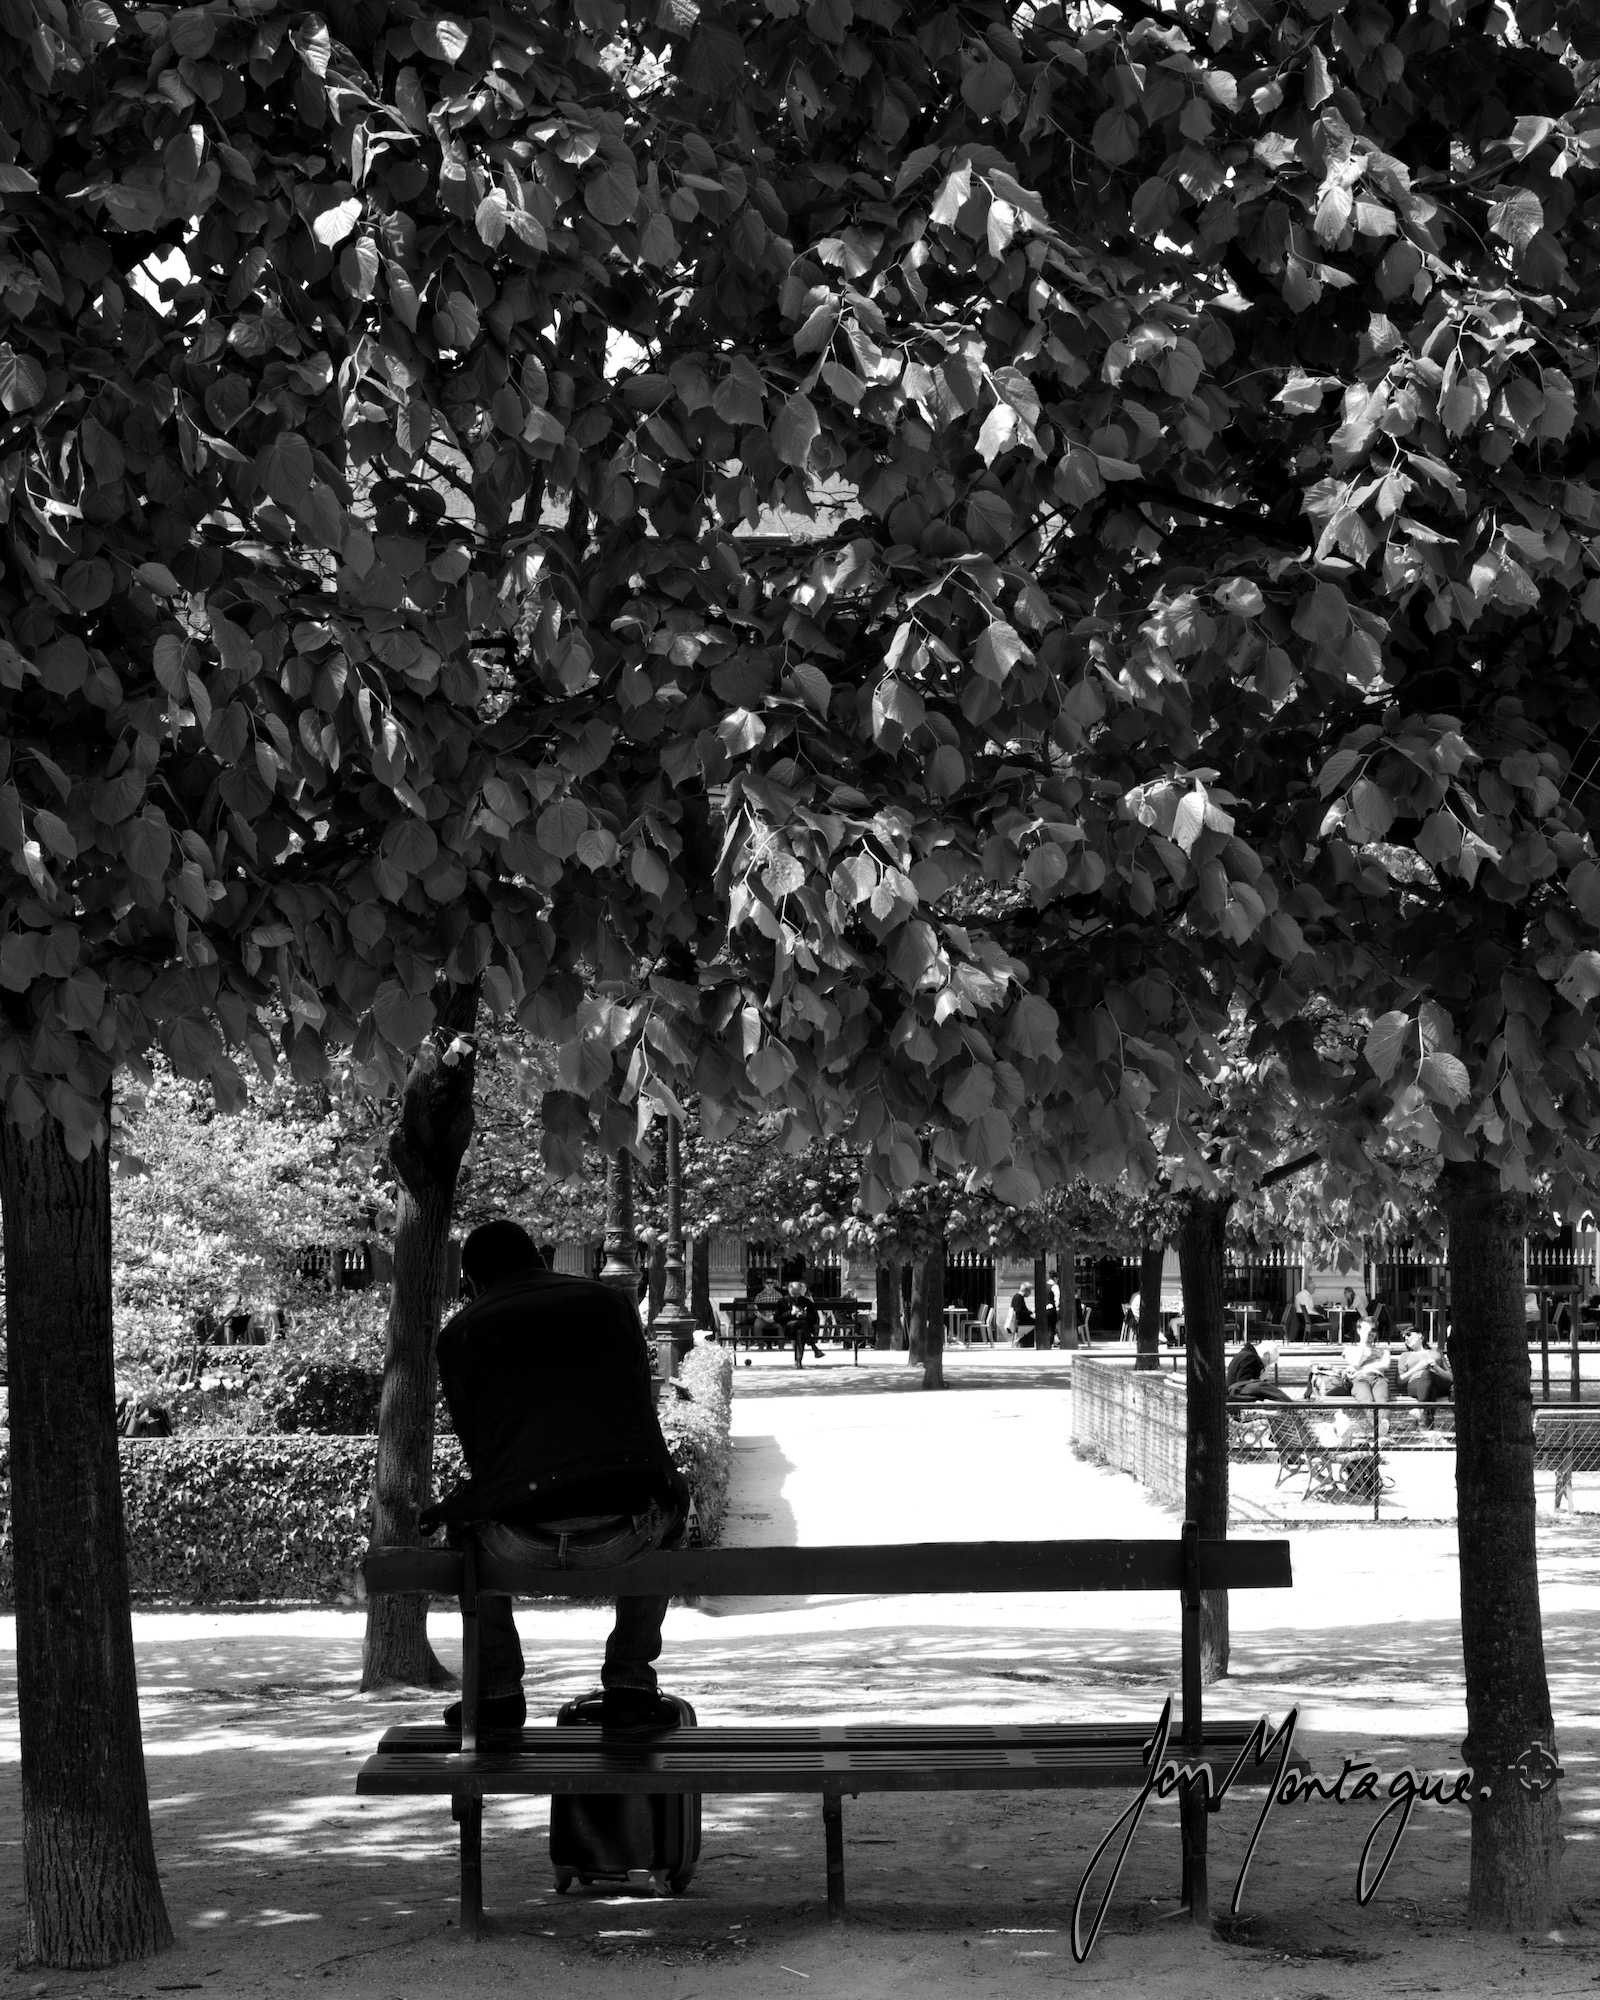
[{"x1": 1511, "y1": 1744, "x2": 1564, "y2": 1796}]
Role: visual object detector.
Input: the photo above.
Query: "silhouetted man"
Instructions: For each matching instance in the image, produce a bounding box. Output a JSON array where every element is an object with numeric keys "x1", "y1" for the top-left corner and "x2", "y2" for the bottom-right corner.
[{"x1": 420, "y1": 1220, "x2": 690, "y2": 1737}]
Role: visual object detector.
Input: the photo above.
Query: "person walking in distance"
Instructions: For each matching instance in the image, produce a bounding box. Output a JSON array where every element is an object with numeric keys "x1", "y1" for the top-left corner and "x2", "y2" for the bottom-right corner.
[
  {"x1": 420, "y1": 1220, "x2": 691, "y2": 1738},
  {"x1": 782, "y1": 1277, "x2": 821, "y2": 1367}
]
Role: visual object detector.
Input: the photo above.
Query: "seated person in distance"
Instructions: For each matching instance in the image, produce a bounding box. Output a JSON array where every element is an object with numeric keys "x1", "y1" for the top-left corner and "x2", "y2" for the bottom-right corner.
[
  {"x1": 1348, "y1": 1334, "x2": 1392, "y2": 1404},
  {"x1": 1397, "y1": 1329, "x2": 1453, "y2": 1402},
  {"x1": 1009, "y1": 1289, "x2": 1035, "y2": 1345},
  {"x1": 1280, "y1": 1288, "x2": 1316, "y2": 1341},
  {"x1": 1225, "y1": 1336, "x2": 1294, "y2": 1402},
  {"x1": 420, "y1": 1219, "x2": 691, "y2": 1738},
  {"x1": 752, "y1": 1277, "x2": 786, "y2": 1346}
]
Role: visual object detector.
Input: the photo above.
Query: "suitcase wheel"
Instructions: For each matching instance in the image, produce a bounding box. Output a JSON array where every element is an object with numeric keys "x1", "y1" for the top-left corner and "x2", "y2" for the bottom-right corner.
[
  {"x1": 665, "y1": 1869, "x2": 694, "y2": 1895},
  {"x1": 553, "y1": 1870, "x2": 575, "y2": 1895}
]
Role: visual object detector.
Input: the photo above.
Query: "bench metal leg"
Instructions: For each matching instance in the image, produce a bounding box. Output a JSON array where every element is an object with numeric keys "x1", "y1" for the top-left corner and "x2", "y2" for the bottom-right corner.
[
  {"x1": 453, "y1": 1795, "x2": 483, "y2": 1937},
  {"x1": 822, "y1": 1788, "x2": 845, "y2": 1922},
  {"x1": 1179, "y1": 1785, "x2": 1208, "y2": 1923}
]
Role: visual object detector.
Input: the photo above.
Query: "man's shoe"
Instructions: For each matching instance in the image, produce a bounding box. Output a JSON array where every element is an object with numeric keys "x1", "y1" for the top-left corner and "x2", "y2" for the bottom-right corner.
[
  {"x1": 600, "y1": 1688, "x2": 684, "y2": 1736},
  {"x1": 442, "y1": 1689, "x2": 526, "y2": 1737}
]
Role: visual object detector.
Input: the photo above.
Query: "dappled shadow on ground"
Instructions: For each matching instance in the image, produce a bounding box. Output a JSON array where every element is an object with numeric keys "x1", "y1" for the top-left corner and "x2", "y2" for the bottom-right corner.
[{"x1": 0, "y1": 1588, "x2": 1595, "y2": 1993}]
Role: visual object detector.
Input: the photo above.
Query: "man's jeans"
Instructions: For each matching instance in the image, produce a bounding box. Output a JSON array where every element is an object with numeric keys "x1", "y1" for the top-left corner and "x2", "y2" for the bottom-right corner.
[{"x1": 467, "y1": 1501, "x2": 681, "y2": 1700}]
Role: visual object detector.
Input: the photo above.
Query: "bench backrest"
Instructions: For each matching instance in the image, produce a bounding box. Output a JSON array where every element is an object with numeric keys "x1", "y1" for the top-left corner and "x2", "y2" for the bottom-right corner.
[
  {"x1": 1533, "y1": 1408, "x2": 1600, "y2": 1433},
  {"x1": 364, "y1": 1534, "x2": 1291, "y2": 1602}
]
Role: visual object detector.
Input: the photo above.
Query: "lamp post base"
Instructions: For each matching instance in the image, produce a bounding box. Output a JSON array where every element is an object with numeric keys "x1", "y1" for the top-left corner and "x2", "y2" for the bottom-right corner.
[{"x1": 650, "y1": 1302, "x2": 696, "y2": 1360}]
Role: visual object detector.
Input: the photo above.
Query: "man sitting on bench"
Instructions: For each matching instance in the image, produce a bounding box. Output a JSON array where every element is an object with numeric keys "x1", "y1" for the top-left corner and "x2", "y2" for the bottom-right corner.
[{"x1": 419, "y1": 1219, "x2": 691, "y2": 1738}]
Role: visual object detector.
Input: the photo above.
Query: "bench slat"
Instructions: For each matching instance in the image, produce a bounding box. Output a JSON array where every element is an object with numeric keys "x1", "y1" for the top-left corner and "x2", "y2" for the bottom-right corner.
[{"x1": 363, "y1": 1537, "x2": 1291, "y2": 1601}]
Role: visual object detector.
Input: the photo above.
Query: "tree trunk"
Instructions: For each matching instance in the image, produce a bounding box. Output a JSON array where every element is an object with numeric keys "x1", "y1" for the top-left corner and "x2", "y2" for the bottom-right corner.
[
  {"x1": 1033, "y1": 1254, "x2": 1051, "y2": 1350},
  {"x1": 886, "y1": 1253, "x2": 907, "y2": 1347},
  {"x1": 690, "y1": 1233, "x2": 712, "y2": 1330},
  {"x1": 1136, "y1": 1236, "x2": 1165, "y2": 1372},
  {"x1": 875, "y1": 1262, "x2": 894, "y2": 1346},
  {"x1": 910, "y1": 1248, "x2": 946, "y2": 1390},
  {"x1": 647, "y1": 1237, "x2": 667, "y2": 1326},
  {"x1": 0, "y1": 1108, "x2": 172, "y2": 1966},
  {"x1": 1058, "y1": 1236, "x2": 1078, "y2": 1349},
  {"x1": 1177, "y1": 1193, "x2": 1231, "y2": 1682},
  {"x1": 362, "y1": 983, "x2": 480, "y2": 1692},
  {"x1": 1439, "y1": 1161, "x2": 1563, "y2": 1928}
]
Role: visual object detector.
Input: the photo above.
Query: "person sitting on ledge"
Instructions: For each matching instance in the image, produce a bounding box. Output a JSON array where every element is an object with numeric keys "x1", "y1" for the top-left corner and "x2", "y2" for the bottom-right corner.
[
  {"x1": 1227, "y1": 1337, "x2": 1317, "y2": 1463},
  {"x1": 1397, "y1": 1328, "x2": 1453, "y2": 1404},
  {"x1": 1225, "y1": 1336, "x2": 1294, "y2": 1402},
  {"x1": 419, "y1": 1219, "x2": 691, "y2": 1739},
  {"x1": 1348, "y1": 1333, "x2": 1392, "y2": 1405}
]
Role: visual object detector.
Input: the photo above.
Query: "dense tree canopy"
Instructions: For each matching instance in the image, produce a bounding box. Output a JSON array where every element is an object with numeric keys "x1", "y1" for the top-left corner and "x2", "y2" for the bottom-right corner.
[{"x1": 5, "y1": 0, "x2": 1600, "y2": 1960}]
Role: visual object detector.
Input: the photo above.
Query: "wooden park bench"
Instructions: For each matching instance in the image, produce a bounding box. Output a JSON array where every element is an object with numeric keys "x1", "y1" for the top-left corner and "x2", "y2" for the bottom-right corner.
[
  {"x1": 1533, "y1": 1406, "x2": 1600, "y2": 1510},
  {"x1": 359, "y1": 1526, "x2": 1294, "y2": 1937}
]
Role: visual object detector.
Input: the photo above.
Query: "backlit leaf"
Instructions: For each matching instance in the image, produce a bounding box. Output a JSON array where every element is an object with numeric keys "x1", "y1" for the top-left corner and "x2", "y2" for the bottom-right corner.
[
  {"x1": 1488, "y1": 187, "x2": 1543, "y2": 251},
  {"x1": 1364, "y1": 1012, "x2": 1411, "y2": 1083}
]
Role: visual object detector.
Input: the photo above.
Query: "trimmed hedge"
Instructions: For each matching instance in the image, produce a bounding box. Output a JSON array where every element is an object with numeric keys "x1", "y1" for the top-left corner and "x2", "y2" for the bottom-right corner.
[
  {"x1": 0, "y1": 1340, "x2": 735, "y2": 1604},
  {"x1": 659, "y1": 1343, "x2": 735, "y2": 1547},
  {"x1": 261, "y1": 1358, "x2": 385, "y2": 1435}
]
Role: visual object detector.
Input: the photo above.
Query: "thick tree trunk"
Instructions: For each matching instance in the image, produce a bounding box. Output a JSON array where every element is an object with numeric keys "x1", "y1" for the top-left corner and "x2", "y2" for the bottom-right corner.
[
  {"x1": 1058, "y1": 1236, "x2": 1078, "y2": 1348},
  {"x1": 0, "y1": 1109, "x2": 172, "y2": 1966},
  {"x1": 909, "y1": 1248, "x2": 945, "y2": 1390},
  {"x1": 1136, "y1": 1236, "x2": 1165, "y2": 1372},
  {"x1": 647, "y1": 1237, "x2": 667, "y2": 1326},
  {"x1": 690, "y1": 1233, "x2": 712, "y2": 1330},
  {"x1": 1033, "y1": 1254, "x2": 1051, "y2": 1350},
  {"x1": 1177, "y1": 1193, "x2": 1231, "y2": 1682},
  {"x1": 875, "y1": 1262, "x2": 894, "y2": 1345},
  {"x1": 1439, "y1": 1162, "x2": 1563, "y2": 1928},
  {"x1": 362, "y1": 983, "x2": 479, "y2": 1692}
]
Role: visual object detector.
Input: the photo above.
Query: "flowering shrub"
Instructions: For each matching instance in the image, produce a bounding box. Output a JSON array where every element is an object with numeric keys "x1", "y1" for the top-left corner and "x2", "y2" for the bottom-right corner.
[
  {"x1": 0, "y1": 1346, "x2": 734, "y2": 1603},
  {"x1": 112, "y1": 1069, "x2": 389, "y2": 1332}
]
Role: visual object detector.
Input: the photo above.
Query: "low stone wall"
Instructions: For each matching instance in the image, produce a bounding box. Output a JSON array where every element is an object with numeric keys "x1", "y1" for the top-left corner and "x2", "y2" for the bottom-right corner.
[{"x1": 1070, "y1": 1356, "x2": 1185, "y2": 1513}]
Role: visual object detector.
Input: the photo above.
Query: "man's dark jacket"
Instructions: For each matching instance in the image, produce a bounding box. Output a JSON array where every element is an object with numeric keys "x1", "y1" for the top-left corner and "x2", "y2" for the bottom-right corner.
[
  {"x1": 428, "y1": 1270, "x2": 688, "y2": 1530},
  {"x1": 1225, "y1": 1340, "x2": 1265, "y2": 1390}
]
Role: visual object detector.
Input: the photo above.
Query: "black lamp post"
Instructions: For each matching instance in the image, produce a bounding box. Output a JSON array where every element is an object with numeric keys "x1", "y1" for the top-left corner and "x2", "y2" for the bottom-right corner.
[
  {"x1": 652, "y1": 1114, "x2": 695, "y2": 1359},
  {"x1": 600, "y1": 1149, "x2": 638, "y2": 1303}
]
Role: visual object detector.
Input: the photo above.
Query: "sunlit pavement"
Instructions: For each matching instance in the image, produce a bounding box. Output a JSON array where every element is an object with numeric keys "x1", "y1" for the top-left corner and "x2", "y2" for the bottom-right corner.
[{"x1": 0, "y1": 1349, "x2": 1594, "y2": 1996}]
